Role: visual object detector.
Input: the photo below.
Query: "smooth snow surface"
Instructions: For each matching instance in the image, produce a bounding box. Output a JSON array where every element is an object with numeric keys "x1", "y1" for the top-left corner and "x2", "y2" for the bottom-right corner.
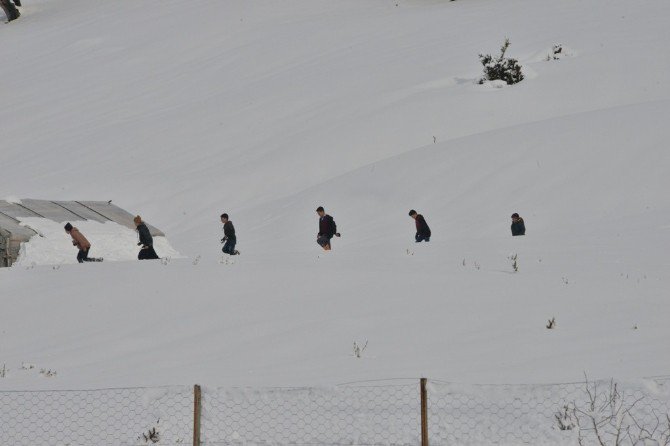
[{"x1": 1, "y1": 0, "x2": 670, "y2": 390}]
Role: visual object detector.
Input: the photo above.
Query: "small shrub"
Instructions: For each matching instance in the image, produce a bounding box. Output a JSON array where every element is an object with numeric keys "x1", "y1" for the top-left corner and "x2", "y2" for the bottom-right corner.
[
  {"x1": 508, "y1": 253, "x2": 519, "y2": 272},
  {"x1": 353, "y1": 340, "x2": 368, "y2": 358},
  {"x1": 478, "y1": 38, "x2": 524, "y2": 85},
  {"x1": 555, "y1": 404, "x2": 575, "y2": 430},
  {"x1": 560, "y1": 375, "x2": 670, "y2": 445},
  {"x1": 546, "y1": 44, "x2": 563, "y2": 61}
]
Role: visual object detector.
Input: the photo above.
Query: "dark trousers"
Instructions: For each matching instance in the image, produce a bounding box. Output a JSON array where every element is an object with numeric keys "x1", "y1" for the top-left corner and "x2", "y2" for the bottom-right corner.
[
  {"x1": 222, "y1": 238, "x2": 237, "y2": 255},
  {"x1": 415, "y1": 234, "x2": 430, "y2": 243},
  {"x1": 138, "y1": 246, "x2": 159, "y2": 260},
  {"x1": 0, "y1": 0, "x2": 20, "y2": 21},
  {"x1": 317, "y1": 235, "x2": 332, "y2": 248},
  {"x1": 77, "y1": 248, "x2": 91, "y2": 263}
]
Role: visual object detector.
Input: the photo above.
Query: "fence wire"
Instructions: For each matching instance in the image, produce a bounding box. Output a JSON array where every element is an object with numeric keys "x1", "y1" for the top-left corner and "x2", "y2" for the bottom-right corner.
[
  {"x1": 428, "y1": 378, "x2": 670, "y2": 446},
  {"x1": 0, "y1": 386, "x2": 193, "y2": 446},
  {"x1": 1, "y1": 378, "x2": 669, "y2": 446},
  {"x1": 201, "y1": 382, "x2": 419, "y2": 445}
]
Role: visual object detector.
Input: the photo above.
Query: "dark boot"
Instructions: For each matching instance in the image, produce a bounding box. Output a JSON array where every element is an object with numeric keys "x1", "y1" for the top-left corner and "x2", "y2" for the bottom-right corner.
[{"x1": 0, "y1": 0, "x2": 20, "y2": 21}]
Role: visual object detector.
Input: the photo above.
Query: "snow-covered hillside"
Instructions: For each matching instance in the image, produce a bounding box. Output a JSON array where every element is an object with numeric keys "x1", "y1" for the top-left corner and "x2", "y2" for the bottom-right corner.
[{"x1": 1, "y1": 0, "x2": 670, "y2": 391}]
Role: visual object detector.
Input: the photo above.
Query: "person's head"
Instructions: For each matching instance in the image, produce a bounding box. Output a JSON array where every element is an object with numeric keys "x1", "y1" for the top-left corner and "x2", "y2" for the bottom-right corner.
[
  {"x1": 409, "y1": 210, "x2": 417, "y2": 219},
  {"x1": 220, "y1": 213, "x2": 229, "y2": 223},
  {"x1": 133, "y1": 215, "x2": 142, "y2": 227},
  {"x1": 64, "y1": 222, "x2": 73, "y2": 233},
  {"x1": 511, "y1": 213, "x2": 520, "y2": 222},
  {"x1": 316, "y1": 206, "x2": 325, "y2": 217}
]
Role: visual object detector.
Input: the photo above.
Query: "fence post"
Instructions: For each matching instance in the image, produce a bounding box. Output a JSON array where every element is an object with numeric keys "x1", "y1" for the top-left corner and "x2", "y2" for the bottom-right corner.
[
  {"x1": 193, "y1": 384, "x2": 201, "y2": 446},
  {"x1": 421, "y1": 378, "x2": 429, "y2": 446}
]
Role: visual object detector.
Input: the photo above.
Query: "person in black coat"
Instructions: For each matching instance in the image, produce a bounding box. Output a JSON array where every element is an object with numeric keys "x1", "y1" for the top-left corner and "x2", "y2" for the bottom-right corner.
[
  {"x1": 511, "y1": 213, "x2": 526, "y2": 236},
  {"x1": 409, "y1": 210, "x2": 431, "y2": 242},
  {"x1": 316, "y1": 206, "x2": 340, "y2": 250},
  {"x1": 220, "y1": 213, "x2": 240, "y2": 255},
  {"x1": 134, "y1": 215, "x2": 160, "y2": 260}
]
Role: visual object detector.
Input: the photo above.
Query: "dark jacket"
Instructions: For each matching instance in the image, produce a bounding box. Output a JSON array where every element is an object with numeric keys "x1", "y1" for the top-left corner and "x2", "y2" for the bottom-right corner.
[
  {"x1": 223, "y1": 221, "x2": 236, "y2": 241},
  {"x1": 415, "y1": 215, "x2": 431, "y2": 237},
  {"x1": 511, "y1": 218, "x2": 526, "y2": 236},
  {"x1": 137, "y1": 223, "x2": 154, "y2": 247},
  {"x1": 319, "y1": 215, "x2": 337, "y2": 238}
]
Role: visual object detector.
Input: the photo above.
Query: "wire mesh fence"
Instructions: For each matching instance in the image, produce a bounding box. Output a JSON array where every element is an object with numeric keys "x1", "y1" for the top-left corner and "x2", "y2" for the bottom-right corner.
[
  {"x1": 428, "y1": 377, "x2": 670, "y2": 446},
  {"x1": 201, "y1": 381, "x2": 419, "y2": 445},
  {"x1": 0, "y1": 385, "x2": 193, "y2": 446},
  {"x1": 1, "y1": 377, "x2": 669, "y2": 446}
]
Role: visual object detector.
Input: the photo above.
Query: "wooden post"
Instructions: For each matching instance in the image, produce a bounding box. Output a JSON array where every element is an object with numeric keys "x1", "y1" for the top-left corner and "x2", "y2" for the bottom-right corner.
[
  {"x1": 420, "y1": 378, "x2": 429, "y2": 446},
  {"x1": 193, "y1": 384, "x2": 201, "y2": 446}
]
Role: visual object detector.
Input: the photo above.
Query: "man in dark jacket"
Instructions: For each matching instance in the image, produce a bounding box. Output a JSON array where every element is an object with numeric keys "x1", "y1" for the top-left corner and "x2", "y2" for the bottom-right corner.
[
  {"x1": 511, "y1": 213, "x2": 525, "y2": 236},
  {"x1": 0, "y1": 0, "x2": 21, "y2": 22},
  {"x1": 409, "y1": 210, "x2": 431, "y2": 242},
  {"x1": 220, "y1": 213, "x2": 239, "y2": 255},
  {"x1": 134, "y1": 215, "x2": 160, "y2": 260},
  {"x1": 316, "y1": 206, "x2": 340, "y2": 251}
]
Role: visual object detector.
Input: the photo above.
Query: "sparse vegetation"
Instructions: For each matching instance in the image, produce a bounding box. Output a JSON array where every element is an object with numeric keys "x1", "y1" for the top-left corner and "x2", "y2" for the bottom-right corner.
[
  {"x1": 138, "y1": 422, "x2": 160, "y2": 444},
  {"x1": 508, "y1": 253, "x2": 519, "y2": 272},
  {"x1": 546, "y1": 44, "x2": 564, "y2": 61},
  {"x1": 556, "y1": 376, "x2": 670, "y2": 446},
  {"x1": 353, "y1": 340, "x2": 368, "y2": 358}
]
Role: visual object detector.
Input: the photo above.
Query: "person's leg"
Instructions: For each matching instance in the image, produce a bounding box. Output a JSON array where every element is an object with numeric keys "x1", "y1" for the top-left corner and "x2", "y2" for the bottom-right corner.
[
  {"x1": 222, "y1": 240, "x2": 232, "y2": 255},
  {"x1": 0, "y1": 0, "x2": 20, "y2": 21},
  {"x1": 228, "y1": 239, "x2": 238, "y2": 255},
  {"x1": 77, "y1": 249, "x2": 85, "y2": 263},
  {"x1": 146, "y1": 246, "x2": 160, "y2": 260}
]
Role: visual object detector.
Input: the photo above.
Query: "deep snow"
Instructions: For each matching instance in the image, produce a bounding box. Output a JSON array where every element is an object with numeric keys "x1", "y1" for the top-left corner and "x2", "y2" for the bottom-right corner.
[{"x1": 1, "y1": 0, "x2": 670, "y2": 391}]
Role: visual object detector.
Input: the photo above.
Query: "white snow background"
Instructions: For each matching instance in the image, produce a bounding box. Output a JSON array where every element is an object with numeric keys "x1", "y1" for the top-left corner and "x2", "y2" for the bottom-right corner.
[{"x1": 1, "y1": 0, "x2": 670, "y2": 394}]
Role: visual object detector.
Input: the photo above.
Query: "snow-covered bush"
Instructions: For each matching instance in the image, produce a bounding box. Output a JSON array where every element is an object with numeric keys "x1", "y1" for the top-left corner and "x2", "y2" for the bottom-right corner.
[
  {"x1": 478, "y1": 39, "x2": 524, "y2": 85},
  {"x1": 546, "y1": 44, "x2": 564, "y2": 61}
]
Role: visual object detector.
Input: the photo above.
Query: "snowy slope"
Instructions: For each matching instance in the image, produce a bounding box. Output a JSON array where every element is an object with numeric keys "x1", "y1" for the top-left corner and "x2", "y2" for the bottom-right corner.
[{"x1": 1, "y1": 0, "x2": 670, "y2": 390}]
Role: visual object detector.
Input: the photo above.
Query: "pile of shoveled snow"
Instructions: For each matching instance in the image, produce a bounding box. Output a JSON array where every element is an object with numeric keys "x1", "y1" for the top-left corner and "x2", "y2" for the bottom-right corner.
[{"x1": 15, "y1": 218, "x2": 180, "y2": 266}]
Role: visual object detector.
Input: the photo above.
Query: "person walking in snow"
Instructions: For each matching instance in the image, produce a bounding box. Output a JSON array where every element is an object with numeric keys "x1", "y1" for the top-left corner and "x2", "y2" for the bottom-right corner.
[
  {"x1": 0, "y1": 0, "x2": 21, "y2": 22},
  {"x1": 511, "y1": 213, "x2": 525, "y2": 236},
  {"x1": 316, "y1": 206, "x2": 340, "y2": 251},
  {"x1": 220, "y1": 213, "x2": 240, "y2": 255},
  {"x1": 134, "y1": 215, "x2": 160, "y2": 260},
  {"x1": 409, "y1": 210, "x2": 431, "y2": 242},
  {"x1": 64, "y1": 222, "x2": 99, "y2": 263}
]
